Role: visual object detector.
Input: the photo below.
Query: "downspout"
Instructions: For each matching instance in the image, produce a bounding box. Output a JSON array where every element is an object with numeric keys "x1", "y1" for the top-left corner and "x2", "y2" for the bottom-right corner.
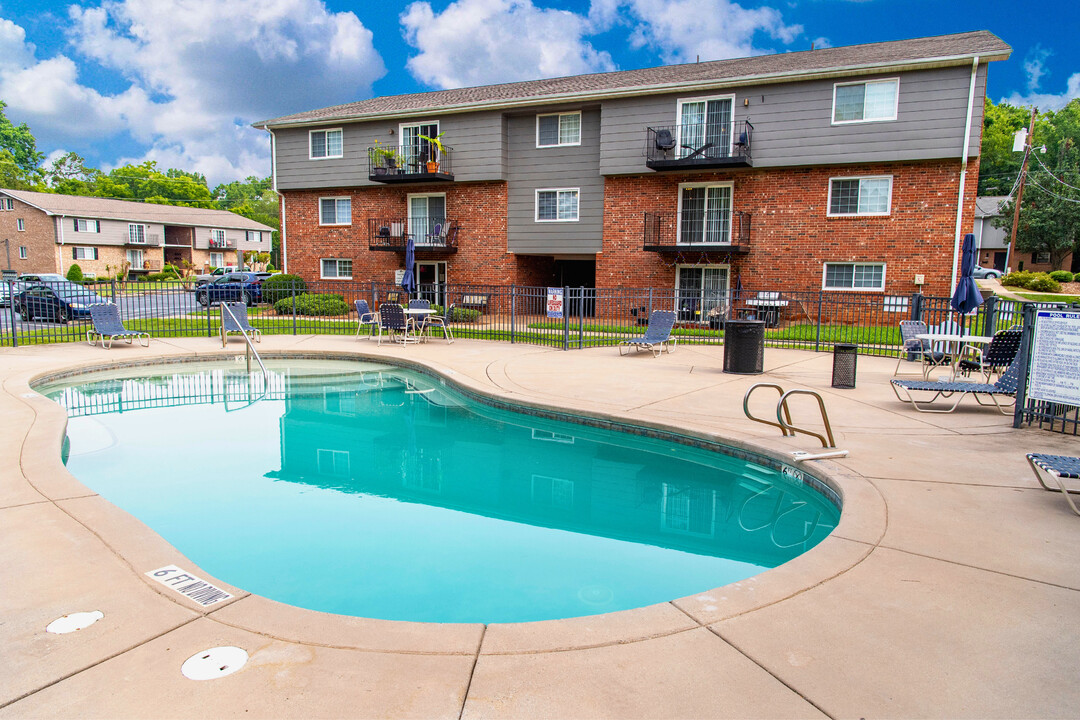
[
  {"x1": 950, "y1": 56, "x2": 980, "y2": 290},
  {"x1": 57, "y1": 215, "x2": 66, "y2": 277},
  {"x1": 267, "y1": 128, "x2": 286, "y2": 274}
]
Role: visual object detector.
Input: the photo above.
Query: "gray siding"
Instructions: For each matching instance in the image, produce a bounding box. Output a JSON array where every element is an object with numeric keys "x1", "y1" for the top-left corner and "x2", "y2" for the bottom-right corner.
[
  {"x1": 599, "y1": 64, "x2": 988, "y2": 175},
  {"x1": 274, "y1": 112, "x2": 506, "y2": 191},
  {"x1": 506, "y1": 109, "x2": 603, "y2": 254}
]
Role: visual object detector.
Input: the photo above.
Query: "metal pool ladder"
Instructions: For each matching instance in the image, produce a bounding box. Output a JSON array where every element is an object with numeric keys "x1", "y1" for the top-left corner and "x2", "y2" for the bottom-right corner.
[{"x1": 742, "y1": 383, "x2": 849, "y2": 462}]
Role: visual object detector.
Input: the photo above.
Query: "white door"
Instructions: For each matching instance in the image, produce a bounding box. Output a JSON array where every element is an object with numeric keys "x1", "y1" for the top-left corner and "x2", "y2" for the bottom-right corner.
[
  {"x1": 409, "y1": 195, "x2": 447, "y2": 245},
  {"x1": 678, "y1": 98, "x2": 732, "y2": 159},
  {"x1": 676, "y1": 265, "x2": 729, "y2": 322},
  {"x1": 415, "y1": 261, "x2": 446, "y2": 306}
]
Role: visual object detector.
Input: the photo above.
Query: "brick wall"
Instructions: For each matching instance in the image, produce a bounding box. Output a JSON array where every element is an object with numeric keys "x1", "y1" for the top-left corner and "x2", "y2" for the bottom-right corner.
[
  {"x1": 0, "y1": 199, "x2": 56, "y2": 274},
  {"x1": 600, "y1": 158, "x2": 976, "y2": 296}
]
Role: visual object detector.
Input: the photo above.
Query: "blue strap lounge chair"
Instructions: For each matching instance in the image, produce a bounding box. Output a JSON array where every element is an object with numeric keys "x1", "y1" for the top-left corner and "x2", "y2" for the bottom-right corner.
[
  {"x1": 355, "y1": 299, "x2": 378, "y2": 340},
  {"x1": 220, "y1": 301, "x2": 261, "y2": 348},
  {"x1": 957, "y1": 326, "x2": 1022, "y2": 382},
  {"x1": 619, "y1": 310, "x2": 677, "y2": 357},
  {"x1": 894, "y1": 320, "x2": 949, "y2": 379},
  {"x1": 86, "y1": 303, "x2": 150, "y2": 349},
  {"x1": 890, "y1": 360, "x2": 1020, "y2": 414},
  {"x1": 1027, "y1": 454, "x2": 1080, "y2": 516}
]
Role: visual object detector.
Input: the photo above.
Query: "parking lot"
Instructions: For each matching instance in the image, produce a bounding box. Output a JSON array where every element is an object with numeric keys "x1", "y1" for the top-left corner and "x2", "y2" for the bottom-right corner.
[{"x1": 0, "y1": 286, "x2": 200, "y2": 331}]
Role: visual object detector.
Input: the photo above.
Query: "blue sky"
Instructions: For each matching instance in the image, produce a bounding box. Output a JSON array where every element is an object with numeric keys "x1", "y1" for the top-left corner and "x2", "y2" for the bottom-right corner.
[{"x1": 0, "y1": 0, "x2": 1076, "y2": 187}]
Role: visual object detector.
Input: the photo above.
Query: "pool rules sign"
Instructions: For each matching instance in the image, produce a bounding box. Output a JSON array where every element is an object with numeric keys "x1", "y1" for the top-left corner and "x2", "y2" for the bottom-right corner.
[{"x1": 1029, "y1": 310, "x2": 1080, "y2": 406}]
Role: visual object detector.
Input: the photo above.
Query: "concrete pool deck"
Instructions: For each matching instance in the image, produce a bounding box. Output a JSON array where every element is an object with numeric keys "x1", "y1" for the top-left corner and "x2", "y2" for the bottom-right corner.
[{"x1": 1, "y1": 335, "x2": 1079, "y2": 719}]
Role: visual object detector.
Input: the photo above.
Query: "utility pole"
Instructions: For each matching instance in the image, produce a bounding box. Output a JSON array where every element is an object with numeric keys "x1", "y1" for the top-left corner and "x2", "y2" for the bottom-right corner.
[{"x1": 1008, "y1": 107, "x2": 1038, "y2": 270}]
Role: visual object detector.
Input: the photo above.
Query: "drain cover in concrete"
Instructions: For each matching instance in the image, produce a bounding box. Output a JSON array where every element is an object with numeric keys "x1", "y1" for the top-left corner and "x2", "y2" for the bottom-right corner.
[
  {"x1": 181, "y1": 646, "x2": 248, "y2": 680},
  {"x1": 46, "y1": 611, "x2": 104, "y2": 634}
]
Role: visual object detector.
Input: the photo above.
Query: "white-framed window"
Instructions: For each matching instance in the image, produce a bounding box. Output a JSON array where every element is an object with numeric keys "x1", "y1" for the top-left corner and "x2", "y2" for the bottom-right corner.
[
  {"x1": 823, "y1": 262, "x2": 886, "y2": 291},
  {"x1": 535, "y1": 188, "x2": 579, "y2": 222},
  {"x1": 246, "y1": 230, "x2": 262, "y2": 243},
  {"x1": 16, "y1": 218, "x2": 25, "y2": 231},
  {"x1": 72, "y1": 246, "x2": 98, "y2": 260},
  {"x1": 399, "y1": 120, "x2": 441, "y2": 168},
  {"x1": 321, "y1": 258, "x2": 352, "y2": 279},
  {"x1": 319, "y1": 197, "x2": 351, "y2": 226},
  {"x1": 317, "y1": 448, "x2": 350, "y2": 477},
  {"x1": 4, "y1": 198, "x2": 12, "y2": 210},
  {"x1": 309, "y1": 128, "x2": 343, "y2": 159},
  {"x1": 677, "y1": 94, "x2": 734, "y2": 158},
  {"x1": 209, "y1": 252, "x2": 224, "y2": 268},
  {"x1": 126, "y1": 248, "x2": 144, "y2": 268},
  {"x1": 828, "y1": 176, "x2": 892, "y2": 216},
  {"x1": 209, "y1": 228, "x2": 227, "y2": 248},
  {"x1": 1034, "y1": 251, "x2": 1051, "y2": 264},
  {"x1": 128, "y1": 223, "x2": 146, "y2": 243},
  {"x1": 73, "y1": 218, "x2": 100, "y2": 233},
  {"x1": 676, "y1": 264, "x2": 729, "y2": 322},
  {"x1": 832, "y1": 79, "x2": 899, "y2": 124},
  {"x1": 883, "y1": 296, "x2": 909, "y2": 313},
  {"x1": 18, "y1": 246, "x2": 27, "y2": 259},
  {"x1": 536, "y1": 112, "x2": 581, "y2": 147},
  {"x1": 677, "y1": 182, "x2": 733, "y2": 244},
  {"x1": 408, "y1": 193, "x2": 447, "y2": 244}
]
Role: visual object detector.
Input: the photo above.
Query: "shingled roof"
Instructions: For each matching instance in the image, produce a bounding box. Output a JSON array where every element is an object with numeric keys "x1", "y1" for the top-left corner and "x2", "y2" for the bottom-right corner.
[
  {"x1": 256, "y1": 30, "x2": 1010, "y2": 128},
  {"x1": 1, "y1": 189, "x2": 275, "y2": 231}
]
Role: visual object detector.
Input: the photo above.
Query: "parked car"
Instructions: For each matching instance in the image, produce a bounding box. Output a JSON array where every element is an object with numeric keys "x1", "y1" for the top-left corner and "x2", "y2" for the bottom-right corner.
[
  {"x1": 18, "y1": 273, "x2": 67, "y2": 283},
  {"x1": 194, "y1": 272, "x2": 267, "y2": 306},
  {"x1": 13, "y1": 283, "x2": 106, "y2": 323},
  {"x1": 973, "y1": 265, "x2": 1003, "y2": 279},
  {"x1": 193, "y1": 266, "x2": 251, "y2": 285},
  {"x1": 0, "y1": 279, "x2": 27, "y2": 307}
]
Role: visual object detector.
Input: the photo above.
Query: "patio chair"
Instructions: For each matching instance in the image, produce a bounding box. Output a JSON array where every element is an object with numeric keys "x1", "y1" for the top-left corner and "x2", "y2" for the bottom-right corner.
[
  {"x1": 355, "y1": 299, "x2": 378, "y2": 340},
  {"x1": 86, "y1": 303, "x2": 150, "y2": 349},
  {"x1": 423, "y1": 303, "x2": 455, "y2": 344},
  {"x1": 1027, "y1": 454, "x2": 1080, "y2": 516},
  {"x1": 890, "y1": 360, "x2": 1020, "y2": 414},
  {"x1": 618, "y1": 310, "x2": 677, "y2": 357},
  {"x1": 957, "y1": 326, "x2": 1022, "y2": 382},
  {"x1": 220, "y1": 301, "x2": 261, "y2": 348},
  {"x1": 894, "y1": 320, "x2": 949, "y2": 379},
  {"x1": 408, "y1": 299, "x2": 430, "y2": 310},
  {"x1": 377, "y1": 303, "x2": 408, "y2": 345}
]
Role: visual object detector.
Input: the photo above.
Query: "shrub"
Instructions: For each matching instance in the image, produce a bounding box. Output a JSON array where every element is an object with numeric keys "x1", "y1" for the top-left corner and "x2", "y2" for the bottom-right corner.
[
  {"x1": 1000, "y1": 271, "x2": 1032, "y2": 287},
  {"x1": 262, "y1": 273, "x2": 306, "y2": 304},
  {"x1": 146, "y1": 272, "x2": 174, "y2": 281},
  {"x1": 1025, "y1": 273, "x2": 1062, "y2": 293},
  {"x1": 274, "y1": 292, "x2": 348, "y2": 316},
  {"x1": 1048, "y1": 270, "x2": 1074, "y2": 283},
  {"x1": 448, "y1": 306, "x2": 481, "y2": 323},
  {"x1": 66, "y1": 264, "x2": 84, "y2": 282}
]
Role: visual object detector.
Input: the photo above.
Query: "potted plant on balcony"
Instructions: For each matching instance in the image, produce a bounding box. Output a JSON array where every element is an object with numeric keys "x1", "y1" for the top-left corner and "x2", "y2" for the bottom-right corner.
[
  {"x1": 371, "y1": 141, "x2": 401, "y2": 174},
  {"x1": 417, "y1": 131, "x2": 447, "y2": 172}
]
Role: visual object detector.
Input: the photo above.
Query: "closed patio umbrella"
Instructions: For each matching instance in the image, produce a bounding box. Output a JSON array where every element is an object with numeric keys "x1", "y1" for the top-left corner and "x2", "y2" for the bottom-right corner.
[
  {"x1": 401, "y1": 237, "x2": 417, "y2": 296},
  {"x1": 951, "y1": 233, "x2": 984, "y2": 334}
]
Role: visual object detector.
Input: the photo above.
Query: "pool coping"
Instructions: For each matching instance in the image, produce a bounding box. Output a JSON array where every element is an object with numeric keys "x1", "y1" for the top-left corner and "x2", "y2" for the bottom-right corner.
[{"x1": 15, "y1": 345, "x2": 885, "y2": 657}]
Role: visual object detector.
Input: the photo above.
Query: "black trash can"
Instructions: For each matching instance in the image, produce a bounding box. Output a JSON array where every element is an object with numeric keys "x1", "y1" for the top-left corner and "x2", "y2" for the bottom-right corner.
[
  {"x1": 723, "y1": 320, "x2": 765, "y2": 374},
  {"x1": 832, "y1": 343, "x2": 858, "y2": 388}
]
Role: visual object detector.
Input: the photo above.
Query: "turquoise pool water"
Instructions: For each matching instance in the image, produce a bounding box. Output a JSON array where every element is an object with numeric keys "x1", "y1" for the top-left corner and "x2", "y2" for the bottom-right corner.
[{"x1": 42, "y1": 360, "x2": 839, "y2": 624}]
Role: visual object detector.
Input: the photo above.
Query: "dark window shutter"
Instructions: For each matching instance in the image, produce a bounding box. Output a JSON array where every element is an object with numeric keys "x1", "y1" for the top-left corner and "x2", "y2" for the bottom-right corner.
[
  {"x1": 95, "y1": 221, "x2": 101, "y2": 233},
  {"x1": 73, "y1": 219, "x2": 79, "y2": 232},
  {"x1": 93, "y1": 248, "x2": 99, "y2": 259},
  {"x1": 72, "y1": 247, "x2": 77, "y2": 259}
]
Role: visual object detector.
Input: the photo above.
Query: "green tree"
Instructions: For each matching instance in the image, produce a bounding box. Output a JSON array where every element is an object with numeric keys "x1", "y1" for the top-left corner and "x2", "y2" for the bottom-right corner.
[
  {"x1": 978, "y1": 98, "x2": 1032, "y2": 195},
  {"x1": 993, "y1": 168, "x2": 1080, "y2": 270},
  {"x1": 0, "y1": 101, "x2": 45, "y2": 189}
]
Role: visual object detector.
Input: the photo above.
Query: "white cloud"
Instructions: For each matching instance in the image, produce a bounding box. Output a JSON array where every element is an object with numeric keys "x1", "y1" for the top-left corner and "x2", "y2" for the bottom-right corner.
[
  {"x1": 1002, "y1": 73, "x2": 1080, "y2": 113},
  {"x1": 0, "y1": 2, "x2": 385, "y2": 185},
  {"x1": 618, "y1": 0, "x2": 802, "y2": 65},
  {"x1": 401, "y1": 0, "x2": 616, "y2": 89},
  {"x1": 400, "y1": 0, "x2": 802, "y2": 90},
  {"x1": 812, "y1": 36, "x2": 831, "y2": 50},
  {"x1": 1023, "y1": 45, "x2": 1051, "y2": 91}
]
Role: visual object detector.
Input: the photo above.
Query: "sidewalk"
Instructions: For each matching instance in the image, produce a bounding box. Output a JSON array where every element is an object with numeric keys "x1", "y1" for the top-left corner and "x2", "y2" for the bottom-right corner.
[{"x1": 1, "y1": 336, "x2": 1078, "y2": 719}]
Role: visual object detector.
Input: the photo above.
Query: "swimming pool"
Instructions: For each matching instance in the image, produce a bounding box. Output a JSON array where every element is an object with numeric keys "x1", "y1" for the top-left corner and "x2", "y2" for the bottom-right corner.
[{"x1": 41, "y1": 359, "x2": 840, "y2": 624}]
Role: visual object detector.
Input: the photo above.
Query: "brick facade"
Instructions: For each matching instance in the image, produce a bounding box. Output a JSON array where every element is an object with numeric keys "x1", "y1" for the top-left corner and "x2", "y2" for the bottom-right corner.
[
  {"x1": 0, "y1": 199, "x2": 57, "y2": 274},
  {"x1": 599, "y1": 158, "x2": 978, "y2": 297},
  {"x1": 282, "y1": 158, "x2": 978, "y2": 297}
]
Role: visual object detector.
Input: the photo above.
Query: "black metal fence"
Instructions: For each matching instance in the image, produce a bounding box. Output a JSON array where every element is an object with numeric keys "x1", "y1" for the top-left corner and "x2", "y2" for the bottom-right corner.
[{"x1": 0, "y1": 278, "x2": 1050, "y2": 355}]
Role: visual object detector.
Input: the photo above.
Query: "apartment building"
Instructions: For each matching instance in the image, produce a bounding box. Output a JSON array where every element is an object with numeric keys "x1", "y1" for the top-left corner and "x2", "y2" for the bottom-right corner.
[
  {"x1": 256, "y1": 31, "x2": 1010, "y2": 308},
  {"x1": 0, "y1": 189, "x2": 274, "y2": 278}
]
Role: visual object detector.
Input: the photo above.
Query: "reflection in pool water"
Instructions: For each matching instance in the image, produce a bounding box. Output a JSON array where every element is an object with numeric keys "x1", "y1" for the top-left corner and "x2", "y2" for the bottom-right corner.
[{"x1": 43, "y1": 360, "x2": 839, "y2": 623}]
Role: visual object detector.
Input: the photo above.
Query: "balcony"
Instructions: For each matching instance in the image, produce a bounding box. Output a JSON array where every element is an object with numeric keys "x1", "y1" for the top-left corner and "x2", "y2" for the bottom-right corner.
[
  {"x1": 642, "y1": 211, "x2": 751, "y2": 253},
  {"x1": 367, "y1": 143, "x2": 454, "y2": 183},
  {"x1": 208, "y1": 237, "x2": 235, "y2": 249},
  {"x1": 125, "y1": 233, "x2": 162, "y2": 246},
  {"x1": 645, "y1": 120, "x2": 753, "y2": 171},
  {"x1": 367, "y1": 217, "x2": 460, "y2": 253}
]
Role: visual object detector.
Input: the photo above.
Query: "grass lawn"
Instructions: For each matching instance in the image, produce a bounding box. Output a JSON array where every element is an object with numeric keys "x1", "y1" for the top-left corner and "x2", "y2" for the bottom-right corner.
[{"x1": 1015, "y1": 292, "x2": 1080, "y2": 303}]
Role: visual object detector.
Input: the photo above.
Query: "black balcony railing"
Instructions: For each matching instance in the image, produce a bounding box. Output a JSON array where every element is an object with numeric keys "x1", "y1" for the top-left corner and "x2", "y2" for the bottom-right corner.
[
  {"x1": 643, "y1": 211, "x2": 751, "y2": 252},
  {"x1": 367, "y1": 143, "x2": 454, "y2": 183},
  {"x1": 645, "y1": 120, "x2": 753, "y2": 170},
  {"x1": 367, "y1": 217, "x2": 460, "y2": 252}
]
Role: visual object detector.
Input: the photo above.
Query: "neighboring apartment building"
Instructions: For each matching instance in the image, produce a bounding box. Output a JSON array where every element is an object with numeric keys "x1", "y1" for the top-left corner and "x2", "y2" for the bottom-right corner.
[
  {"x1": 256, "y1": 31, "x2": 1010, "y2": 306},
  {"x1": 973, "y1": 195, "x2": 1011, "y2": 272},
  {"x1": 0, "y1": 189, "x2": 274, "y2": 278}
]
